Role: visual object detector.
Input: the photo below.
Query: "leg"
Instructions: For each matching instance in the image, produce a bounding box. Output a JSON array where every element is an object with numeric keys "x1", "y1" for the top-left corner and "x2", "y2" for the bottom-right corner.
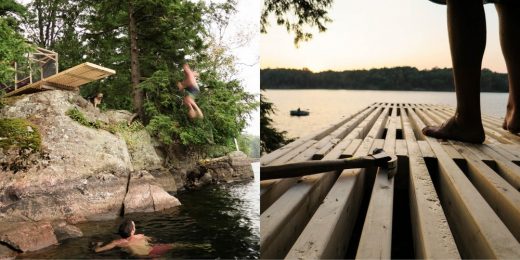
[
  {"x1": 191, "y1": 101, "x2": 204, "y2": 119},
  {"x1": 184, "y1": 96, "x2": 198, "y2": 119},
  {"x1": 422, "y1": 0, "x2": 486, "y2": 143},
  {"x1": 177, "y1": 82, "x2": 185, "y2": 91},
  {"x1": 496, "y1": 3, "x2": 520, "y2": 133},
  {"x1": 187, "y1": 104, "x2": 197, "y2": 119}
]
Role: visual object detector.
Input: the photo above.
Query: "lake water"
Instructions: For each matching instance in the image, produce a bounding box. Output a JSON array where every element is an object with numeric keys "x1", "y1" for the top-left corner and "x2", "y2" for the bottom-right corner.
[
  {"x1": 19, "y1": 163, "x2": 260, "y2": 259},
  {"x1": 264, "y1": 89, "x2": 509, "y2": 139}
]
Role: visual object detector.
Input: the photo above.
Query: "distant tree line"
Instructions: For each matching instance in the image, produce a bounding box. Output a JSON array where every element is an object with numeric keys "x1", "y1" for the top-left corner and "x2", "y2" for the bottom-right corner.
[{"x1": 261, "y1": 67, "x2": 509, "y2": 92}]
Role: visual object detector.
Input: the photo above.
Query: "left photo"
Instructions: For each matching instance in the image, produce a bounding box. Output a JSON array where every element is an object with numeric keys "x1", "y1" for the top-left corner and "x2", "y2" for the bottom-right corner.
[{"x1": 0, "y1": 0, "x2": 260, "y2": 258}]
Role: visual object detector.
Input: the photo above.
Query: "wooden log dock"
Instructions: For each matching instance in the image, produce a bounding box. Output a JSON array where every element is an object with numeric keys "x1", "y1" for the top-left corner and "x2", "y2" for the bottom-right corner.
[{"x1": 260, "y1": 103, "x2": 520, "y2": 259}]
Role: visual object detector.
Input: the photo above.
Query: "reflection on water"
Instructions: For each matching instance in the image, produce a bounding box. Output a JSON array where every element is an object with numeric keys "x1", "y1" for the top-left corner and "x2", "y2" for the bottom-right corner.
[
  {"x1": 264, "y1": 89, "x2": 508, "y2": 138},
  {"x1": 19, "y1": 163, "x2": 260, "y2": 259}
]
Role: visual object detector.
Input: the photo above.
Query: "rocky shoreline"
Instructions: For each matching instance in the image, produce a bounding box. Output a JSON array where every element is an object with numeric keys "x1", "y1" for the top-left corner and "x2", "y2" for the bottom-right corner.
[{"x1": 0, "y1": 90, "x2": 253, "y2": 257}]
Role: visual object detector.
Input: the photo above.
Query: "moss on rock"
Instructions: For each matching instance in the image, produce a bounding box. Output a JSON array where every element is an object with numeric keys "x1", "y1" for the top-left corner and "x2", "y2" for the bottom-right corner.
[
  {"x1": 0, "y1": 118, "x2": 42, "y2": 151},
  {"x1": 66, "y1": 107, "x2": 102, "y2": 129}
]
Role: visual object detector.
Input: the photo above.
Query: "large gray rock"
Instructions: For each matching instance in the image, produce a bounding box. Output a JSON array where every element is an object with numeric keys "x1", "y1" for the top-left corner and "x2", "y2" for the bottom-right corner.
[
  {"x1": 191, "y1": 151, "x2": 253, "y2": 187},
  {"x1": 0, "y1": 90, "x2": 180, "y2": 224},
  {"x1": 126, "y1": 129, "x2": 164, "y2": 171},
  {"x1": 123, "y1": 171, "x2": 181, "y2": 214},
  {"x1": 0, "y1": 244, "x2": 17, "y2": 260},
  {"x1": 0, "y1": 91, "x2": 133, "y2": 223},
  {"x1": 0, "y1": 222, "x2": 58, "y2": 252},
  {"x1": 52, "y1": 220, "x2": 83, "y2": 241}
]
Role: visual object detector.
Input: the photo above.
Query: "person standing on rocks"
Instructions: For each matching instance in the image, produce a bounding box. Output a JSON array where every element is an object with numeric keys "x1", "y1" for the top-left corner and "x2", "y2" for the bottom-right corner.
[{"x1": 177, "y1": 63, "x2": 204, "y2": 119}]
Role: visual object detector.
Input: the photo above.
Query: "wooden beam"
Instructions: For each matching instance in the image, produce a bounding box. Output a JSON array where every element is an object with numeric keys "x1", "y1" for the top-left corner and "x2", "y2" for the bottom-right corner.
[
  {"x1": 408, "y1": 107, "x2": 520, "y2": 258},
  {"x1": 284, "y1": 107, "x2": 389, "y2": 259},
  {"x1": 400, "y1": 107, "x2": 460, "y2": 258},
  {"x1": 449, "y1": 142, "x2": 520, "y2": 241}
]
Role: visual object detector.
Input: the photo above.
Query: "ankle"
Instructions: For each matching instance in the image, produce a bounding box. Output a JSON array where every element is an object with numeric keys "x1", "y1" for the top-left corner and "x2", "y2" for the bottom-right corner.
[{"x1": 454, "y1": 113, "x2": 482, "y2": 127}]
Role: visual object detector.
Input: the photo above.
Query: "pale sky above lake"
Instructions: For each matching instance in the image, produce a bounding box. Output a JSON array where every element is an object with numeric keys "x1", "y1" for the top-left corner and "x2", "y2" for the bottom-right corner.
[{"x1": 260, "y1": 0, "x2": 507, "y2": 73}]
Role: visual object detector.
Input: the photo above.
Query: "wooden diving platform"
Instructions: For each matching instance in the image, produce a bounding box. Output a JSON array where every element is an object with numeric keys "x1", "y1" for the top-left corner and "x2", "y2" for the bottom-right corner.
[
  {"x1": 260, "y1": 103, "x2": 520, "y2": 259},
  {"x1": 4, "y1": 62, "x2": 115, "y2": 97}
]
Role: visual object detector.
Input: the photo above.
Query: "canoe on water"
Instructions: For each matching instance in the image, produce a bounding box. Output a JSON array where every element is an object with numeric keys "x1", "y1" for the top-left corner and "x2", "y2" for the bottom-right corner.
[{"x1": 290, "y1": 109, "x2": 310, "y2": 116}]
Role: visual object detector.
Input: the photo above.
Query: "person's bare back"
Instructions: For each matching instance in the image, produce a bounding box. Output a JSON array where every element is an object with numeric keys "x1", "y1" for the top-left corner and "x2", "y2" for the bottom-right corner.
[{"x1": 94, "y1": 220, "x2": 171, "y2": 257}]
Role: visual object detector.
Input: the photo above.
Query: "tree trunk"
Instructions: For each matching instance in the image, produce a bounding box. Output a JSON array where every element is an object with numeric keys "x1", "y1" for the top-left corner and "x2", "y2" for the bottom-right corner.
[
  {"x1": 36, "y1": 0, "x2": 44, "y2": 46},
  {"x1": 128, "y1": 0, "x2": 144, "y2": 121}
]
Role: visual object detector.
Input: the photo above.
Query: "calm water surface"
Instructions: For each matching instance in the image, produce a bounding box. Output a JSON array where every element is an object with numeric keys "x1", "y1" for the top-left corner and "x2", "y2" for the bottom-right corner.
[
  {"x1": 19, "y1": 163, "x2": 260, "y2": 259},
  {"x1": 264, "y1": 90, "x2": 508, "y2": 138}
]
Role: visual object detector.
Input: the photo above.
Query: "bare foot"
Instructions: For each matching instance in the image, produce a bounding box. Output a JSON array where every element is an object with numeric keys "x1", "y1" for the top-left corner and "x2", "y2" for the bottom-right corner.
[
  {"x1": 502, "y1": 102, "x2": 520, "y2": 133},
  {"x1": 422, "y1": 116, "x2": 485, "y2": 143}
]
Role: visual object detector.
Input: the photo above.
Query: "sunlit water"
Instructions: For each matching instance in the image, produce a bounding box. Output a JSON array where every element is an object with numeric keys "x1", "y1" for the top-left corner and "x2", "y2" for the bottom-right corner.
[
  {"x1": 264, "y1": 89, "x2": 508, "y2": 139},
  {"x1": 19, "y1": 162, "x2": 260, "y2": 259}
]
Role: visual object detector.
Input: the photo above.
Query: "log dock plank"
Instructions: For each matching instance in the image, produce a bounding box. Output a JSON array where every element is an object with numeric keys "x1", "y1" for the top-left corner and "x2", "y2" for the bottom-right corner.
[
  {"x1": 260, "y1": 103, "x2": 520, "y2": 259},
  {"x1": 355, "y1": 107, "x2": 398, "y2": 259},
  {"x1": 285, "y1": 106, "x2": 390, "y2": 259}
]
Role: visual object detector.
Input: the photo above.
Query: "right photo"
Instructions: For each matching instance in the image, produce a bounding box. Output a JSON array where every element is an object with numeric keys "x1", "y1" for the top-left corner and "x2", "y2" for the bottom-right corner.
[{"x1": 260, "y1": 0, "x2": 520, "y2": 259}]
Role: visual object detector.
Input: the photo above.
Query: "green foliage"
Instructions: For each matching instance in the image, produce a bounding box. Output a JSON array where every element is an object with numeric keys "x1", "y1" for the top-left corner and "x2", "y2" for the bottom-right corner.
[
  {"x1": 0, "y1": 118, "x2": 41, "y2": 151},
  {"x1": 260, "y1": 92, "x2": 293, "y2": 154},
  {"x1": 0, "y1": 90, "x2": 5, "y2": 109},
  {"x1": 141, "y1": 69, "x2": 257, "y2": 147},
  {"x1": 0, "y1": 0, "x2": 34, "y2": 84},
  {"x1": 14, "y1": 0, "x2": 257, "y2": 153},
  {"x1": 261, "y1": 67, "x2": 509, "y2": 92},
  {"x1": 108, "y1": 121, "x2": 145, "y2": 151},
  {"x1": 237, "y1": 134, "x2": 260, "y2": 158},
  {"x1": 0, "y1": 18, "x2": 34, "y2": 84},
  {"x1": 66, "y1": 107, "x2": 101, "y2": 129},
  {"x1": 261, "y1": 0, "x2": 333, "y2": 45}
]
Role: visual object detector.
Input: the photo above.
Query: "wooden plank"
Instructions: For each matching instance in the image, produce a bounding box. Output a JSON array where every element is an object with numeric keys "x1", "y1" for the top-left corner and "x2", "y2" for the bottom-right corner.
[
  {"x1": 487, "y1": 144, "x2": 520, "y2": 162},
  {"x1": 474, "y1": 144, "x2": 520, "y2": 189},
  {"x1": 356, "y1": 107, "x2": 399, "y2": 258},
  {"x1": 44, "y1": 63, "x2": 114, "y2": 87},
  {"x1": 285, "y1": 107, "x2": 390, "y2": 259},
  {"x1": 260, "y1": 141, "x2": 317, "y2": 213},
  {"x1": 261, "y1": 107, "x2": 379, "y2": 212},
  {"x1": 314, "y1": 138, "x2": 339, "y2": 159},
  {"x1": 261, "y1": 107, "x2": 384, "y2": 258},
  {"x1": 342, "y1": 139, "x2": 362, "y2": 158},
  {"x1": 259, "y1": 137, "x2": 353, "y2": 259},
  {"x1": 407, "y1": 107, "x2": 520, "y2": 259},
  {"x1": 267, "y1": 140, "x2": 318, "y2": 166},
  {"x1": 449, "y1": 142, "x2": 520, "y2": 241},
  {"x1": 418, "y1": 141, "x2": 435, "y2": 158},
  {"x1": 395, "y1": 139, "x2": 407, "y2": 157},
  {"x1": 491, "y1": 144, "x2": 520, "y2": 161},
  {"x1": 401, "y1": 108, "x2": 460, "y2": 259},
  {"x1": 261, "y1": 108, "x2": 371, "y2": 166},
  {"x1": 356, "y1": 134, "x2": 394, "y2": 258},
  {"x1": 3, "y1": 80, "x2": 44, "y2": 97},
  {"x1": 5, "y1": 62, "x2": 115, "y2": 97}
]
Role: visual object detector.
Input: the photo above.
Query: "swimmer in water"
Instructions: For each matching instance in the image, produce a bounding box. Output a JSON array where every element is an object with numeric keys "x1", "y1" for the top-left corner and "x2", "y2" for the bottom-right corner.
[{"x1": 93, "y1": 219, "x2": 183, "y2": 257}]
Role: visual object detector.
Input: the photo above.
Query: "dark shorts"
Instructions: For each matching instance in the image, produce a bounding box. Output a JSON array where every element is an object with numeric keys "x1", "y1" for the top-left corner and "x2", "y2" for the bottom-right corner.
[
  {"x1": 185, "y1": 85, "x2": 200, "y2": 99},
  {"x1": 429, "y1": 0, "x2": 512, "y2": 4}
]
